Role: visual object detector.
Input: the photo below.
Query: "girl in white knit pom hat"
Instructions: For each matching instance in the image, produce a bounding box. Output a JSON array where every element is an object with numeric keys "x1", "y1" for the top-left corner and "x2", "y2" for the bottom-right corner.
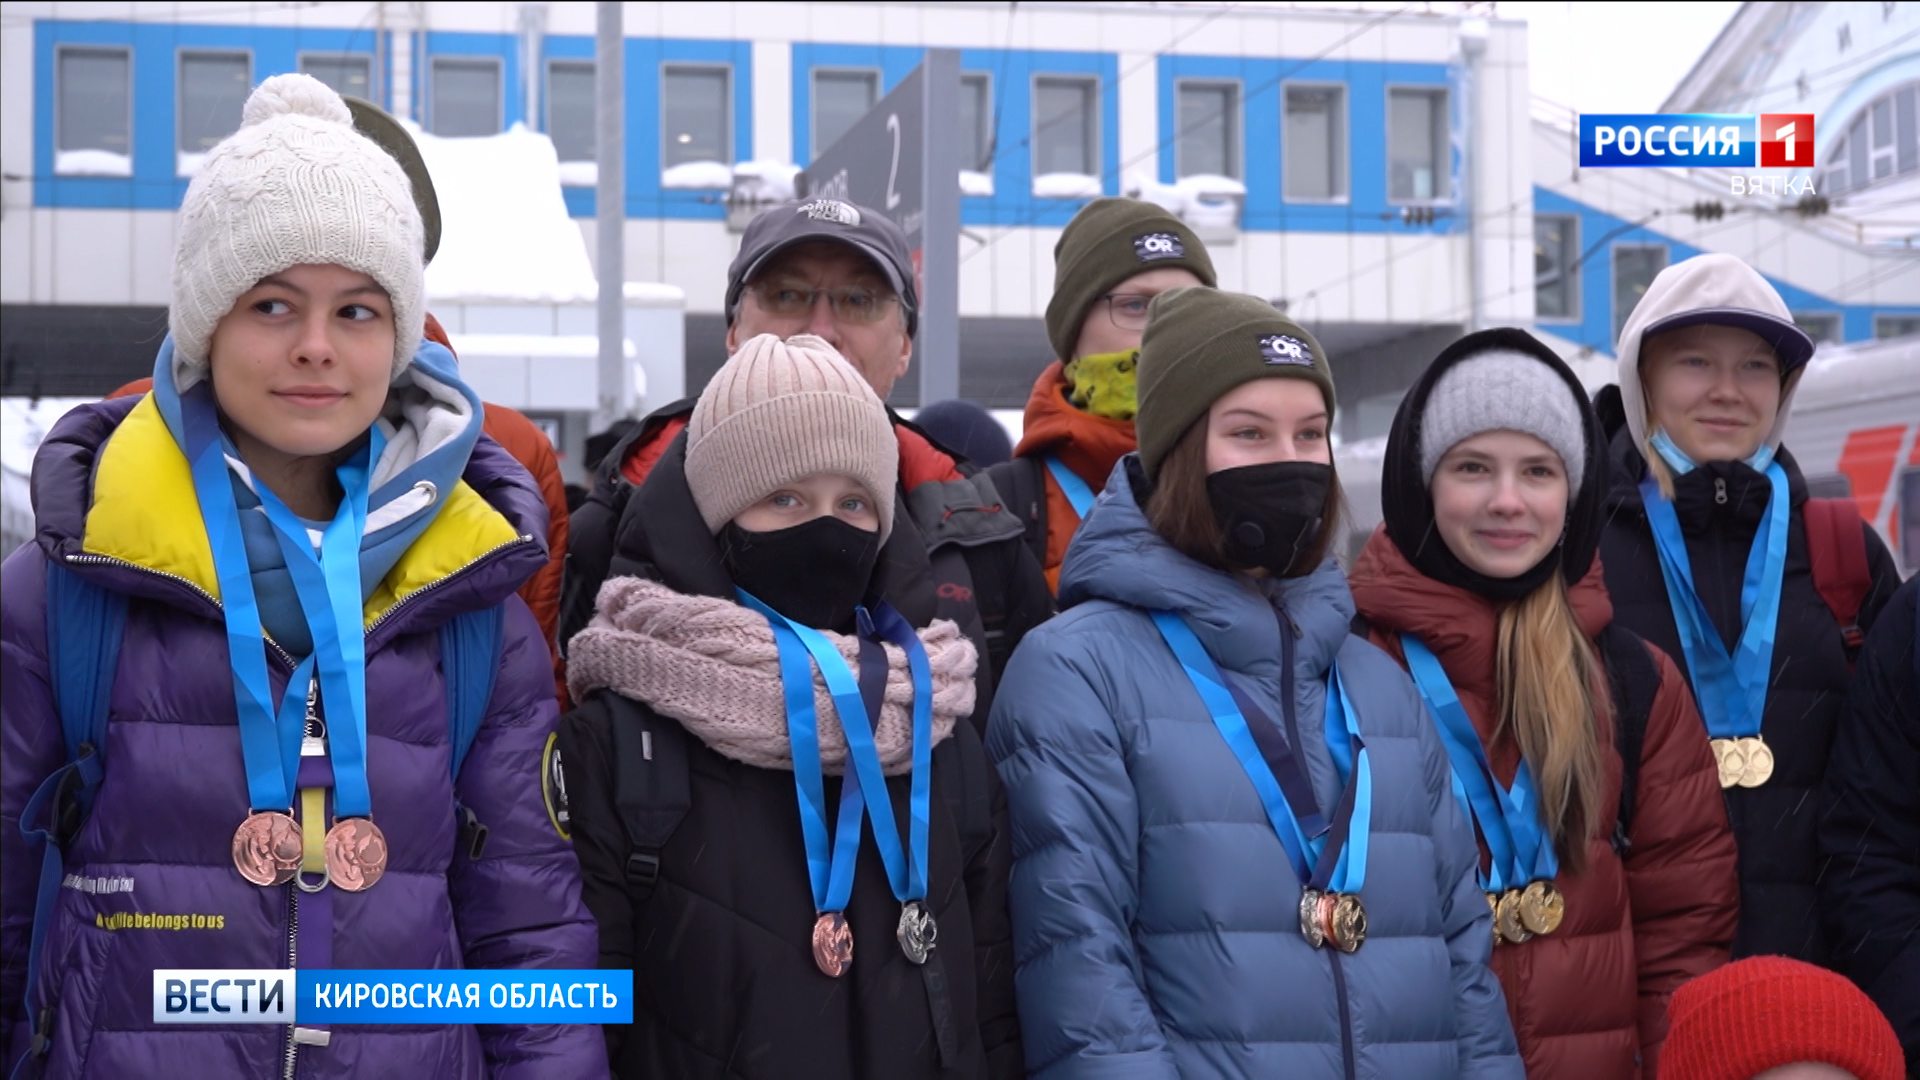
[
  {"x1": 0, "y1": 74, "x2": 604, "y2": 1078},
  {"x1": 559, "y1": 332, "x2": 1021, "y2": 1080}
]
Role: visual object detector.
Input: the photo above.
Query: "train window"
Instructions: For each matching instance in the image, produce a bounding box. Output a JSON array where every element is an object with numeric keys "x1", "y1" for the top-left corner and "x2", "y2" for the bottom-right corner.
[
  {"x1": 1805, "y1": 473, "x2": 1854, "y2": 499},
  {"x1": 179, "y1": 51, "x2": 251, "y2": 162},
  {"x1": 56, "y1": 46, "x2": 132, "y2": 173}
]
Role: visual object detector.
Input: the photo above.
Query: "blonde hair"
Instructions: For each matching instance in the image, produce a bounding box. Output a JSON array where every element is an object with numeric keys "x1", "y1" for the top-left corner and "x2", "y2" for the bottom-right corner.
[{"x1": 1495, "y1": 576, "x2": 1609, "y2": 873}]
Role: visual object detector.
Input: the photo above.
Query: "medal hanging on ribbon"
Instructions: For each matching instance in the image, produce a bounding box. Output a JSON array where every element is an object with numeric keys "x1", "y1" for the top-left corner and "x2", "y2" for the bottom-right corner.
[
  {"x1": 739, "y1": 591, "x2": 867, "y2": 978},
  {"x1": 1641, "y1": 462, "x2": 1789, "y2": 789},
  {"x1": 744, "y1": 592, "x2": 939, "y2": 971},
  {"x1": 1151, "y1": 612, "x2": 1372, "y2": 953},
  {"x1": 1402, "y1": 636, "x2": 1564, "y2": 945},
  {"x1": 182, "y1": 385, "x2": 387, "y2": 891}
]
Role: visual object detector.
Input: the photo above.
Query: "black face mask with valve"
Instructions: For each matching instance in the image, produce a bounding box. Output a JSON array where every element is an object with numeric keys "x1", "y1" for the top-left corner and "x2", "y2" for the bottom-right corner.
[
  {"x1": 1205, "y1": 461, "x2": 1333, "y2": 577},
  {"x1": 722, "y1": 515, "x2": 883, "y2": 633}
]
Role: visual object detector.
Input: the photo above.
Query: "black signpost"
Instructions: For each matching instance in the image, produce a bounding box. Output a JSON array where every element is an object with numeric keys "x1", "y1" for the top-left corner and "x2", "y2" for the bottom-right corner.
[{"x1": 799, "y1": 49, "x2": 960, "y2": 405}]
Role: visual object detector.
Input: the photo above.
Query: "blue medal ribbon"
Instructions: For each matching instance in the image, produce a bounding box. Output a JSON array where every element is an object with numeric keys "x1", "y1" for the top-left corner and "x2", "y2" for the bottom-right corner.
[
  {"x1": 251, "y1": 430, "x2": 383, "y2": 819},
  {"x1": 1043, "y1": 455, "x2": 1098, "y2": 520},
  {"x1": 1402, "y1": 635, "x2": 1556, "y2": 889},
  {"x1": 181, "y1": 387, "x2": 323, "y2": 813},
  {"x1": 1640, "y1": 460, "x2": 1790, "y2": 740},
  {"x1": 1151, "y1": 612, "x2": 1370, "y2": 893},
  {"x1": 738, "y1": 590, "x2": 867, "y2": 915}
]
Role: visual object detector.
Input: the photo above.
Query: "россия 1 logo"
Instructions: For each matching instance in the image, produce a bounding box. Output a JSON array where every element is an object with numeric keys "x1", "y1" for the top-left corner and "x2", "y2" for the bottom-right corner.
[{"x1": 1579, "y1": 114, "x2": 1815, "y2": 169}]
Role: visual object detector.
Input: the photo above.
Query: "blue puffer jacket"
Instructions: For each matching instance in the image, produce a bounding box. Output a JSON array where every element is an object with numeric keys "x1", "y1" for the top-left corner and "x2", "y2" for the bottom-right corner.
[{"x1": 987, "y1": 458, "x2": 1520, "y2": 1080}]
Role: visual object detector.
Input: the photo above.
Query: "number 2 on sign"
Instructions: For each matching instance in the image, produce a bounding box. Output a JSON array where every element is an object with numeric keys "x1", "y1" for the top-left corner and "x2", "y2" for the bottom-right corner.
[{"x1": 886, "y1": 113, "x2": 902, "y2": 210}]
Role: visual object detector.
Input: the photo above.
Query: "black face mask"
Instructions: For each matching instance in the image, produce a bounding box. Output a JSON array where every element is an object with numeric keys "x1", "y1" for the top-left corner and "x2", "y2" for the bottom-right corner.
[
  {"x1": 1206, "y1": 461, "x2": 1333, "y2": 576},
  {"x1": 722, "y1": 515, "x2": 882, "y2": 633}
]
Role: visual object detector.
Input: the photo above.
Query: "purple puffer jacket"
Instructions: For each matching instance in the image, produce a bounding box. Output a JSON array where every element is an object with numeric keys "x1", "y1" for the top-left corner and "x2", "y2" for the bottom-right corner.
[{"x1": 1, "y1": 396, "x2": 608, "y2": 1079}]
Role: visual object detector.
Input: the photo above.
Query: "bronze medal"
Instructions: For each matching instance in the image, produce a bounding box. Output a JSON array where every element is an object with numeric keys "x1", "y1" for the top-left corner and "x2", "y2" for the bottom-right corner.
[
  {"x1": 1329, "y1": 894, "x2": 1367, "y2": 953},
  {"x1": 897, "y1": 901, "x2": 937, "y2": 965},
  {"x1": 1299, "y1": 888, "x2": 1326, "y2": 949},
  {"x1": 1713, "y1": 738, "x2": 1747, "y2": 790},
  {"x1": 1316, "y1": 892, "x2": 1341, "y2": 951},
  {"x1": 1518, "y1": 881, "x2": 1565, "y2": 936},
  {"x1": 1495, "y1": 889, "x2": 1533, "y2": 945},
  {"x1": 322, "y1": 818, "x2": 388, "y2": 892},
  {"x1": 232, "y1": 811, "x2": 303, "y2": 886},
  {"x1": 1737, "y1": 737, "x2": 1774, "y2": 788},
  {"x1": 811, "y1": 912, "x2": 853, "y2": 978}
]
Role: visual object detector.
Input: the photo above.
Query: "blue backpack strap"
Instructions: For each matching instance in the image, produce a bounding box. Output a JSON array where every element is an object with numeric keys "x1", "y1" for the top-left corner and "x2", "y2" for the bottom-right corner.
[
  {"x1": 18, "y1": 559, "x2": 127, "y2": 1063},
  {"x1": 441, "y1": 604, "x2": 504, "y2": 860}
]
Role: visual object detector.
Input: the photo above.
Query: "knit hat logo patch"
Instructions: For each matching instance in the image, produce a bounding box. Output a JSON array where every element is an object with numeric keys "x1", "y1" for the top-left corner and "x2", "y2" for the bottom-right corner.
[
  {"x1": 798, "y1": 199, "x2": 862, "y2": 226},
  {"x1": 1133, "y1": 232, "x2": 1186, "y2": 261},
  {"x1": 1259, "y1": 334, "x2": 1314, "y2": 367}
]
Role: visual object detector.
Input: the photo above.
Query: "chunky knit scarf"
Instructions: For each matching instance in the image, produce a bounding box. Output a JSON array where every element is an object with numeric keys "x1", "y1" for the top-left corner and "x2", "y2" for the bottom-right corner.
[{"x1": 567, "y1": 577, "x2": 976, "y2": 774}]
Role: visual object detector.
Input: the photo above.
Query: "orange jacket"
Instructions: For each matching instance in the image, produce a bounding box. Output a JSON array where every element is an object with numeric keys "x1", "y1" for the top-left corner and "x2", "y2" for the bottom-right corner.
[
  {"x1": 1009, "y1": 361, "x2": 1138, "y2": 593},
  {"x1": 106, "y1": 315, "x2": 571, "y2": 705},
  {"x1": 1348, "y1": 527, "x2": 1738, "y2": 1079}
]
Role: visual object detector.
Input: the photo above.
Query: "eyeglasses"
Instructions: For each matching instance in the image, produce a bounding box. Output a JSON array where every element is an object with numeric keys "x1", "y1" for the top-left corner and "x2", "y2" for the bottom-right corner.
[
  {"x1": 1101, "y1": 293, "x2": 1155, "y2": 331},
  {"x1": 750, "y1": 282, "x2": 902, "y2": 325}
]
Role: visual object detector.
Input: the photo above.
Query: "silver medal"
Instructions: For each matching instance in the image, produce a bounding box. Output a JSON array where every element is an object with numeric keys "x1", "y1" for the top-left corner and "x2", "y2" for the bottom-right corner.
[{"x1": 897, "y1": 901, "x2": 938, "y2": 965}]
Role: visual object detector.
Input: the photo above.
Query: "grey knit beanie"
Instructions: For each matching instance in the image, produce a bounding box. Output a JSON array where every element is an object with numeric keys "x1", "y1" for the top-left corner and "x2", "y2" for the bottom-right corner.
[
  {"x1": 685, "y1": 334, "x2": 898, "y2": 542},
  {"x1": 1418, "y1": 349, "x2": 1586, "y2": 492},
  {"x1": 170, "y1": 73, "x2": 426, "y2": 392}
]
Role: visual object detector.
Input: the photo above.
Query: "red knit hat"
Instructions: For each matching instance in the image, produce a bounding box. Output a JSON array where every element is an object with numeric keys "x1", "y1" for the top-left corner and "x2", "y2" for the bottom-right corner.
[{"x1": 1663, "y1": 957, "x2": 1905, "y2": 1080}]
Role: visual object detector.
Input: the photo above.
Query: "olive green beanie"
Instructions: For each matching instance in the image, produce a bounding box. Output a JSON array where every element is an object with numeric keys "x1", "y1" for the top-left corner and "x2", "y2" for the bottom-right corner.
[
  {"x1": 1044, "y1": 197, "x2": 1217, "y2": 361},
  {"x1": 1134, "y1": 288, "x2": 1337, "y2": 479}
]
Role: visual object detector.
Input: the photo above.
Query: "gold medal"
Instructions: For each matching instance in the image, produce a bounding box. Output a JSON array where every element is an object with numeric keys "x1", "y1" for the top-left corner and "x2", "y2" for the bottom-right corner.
[
  {"x1": 1486, "y1": 891, "x2": 1501, "y2": 942},
  {"x1": 1495, "y1": 889, "x2": 1533, "y2": 945},
  {"x1": 1518, "y1": 881, "x2": 1565, "y2": 936},
  {"x1": 1713, "y1": 738, "x2": 1747, "y2": 790},
  {"x1": 811, "y1": 912, "x2": 853, "y2": 977},
  {"x1": 232, "y1": 811, "x2": 303, "y2": 886},
  {"x1": 1329, "y1": 894, "x2": 1367, "y2": 953},
  {"x1": 1300, "y1": 888, "x2": 1326, "y2": 949},
  {"x1": 322, "y1": 818, "x2": 388, "y2": 892},
  {"x1": 1736, "y1": 736, "x2": 1774, "y2": 788}
]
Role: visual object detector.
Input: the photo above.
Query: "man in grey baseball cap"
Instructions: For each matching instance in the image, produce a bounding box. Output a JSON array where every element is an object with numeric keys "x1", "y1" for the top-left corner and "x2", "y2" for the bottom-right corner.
[{"x1": 723, "y1": 198, "x2": 920, "y2": 400}]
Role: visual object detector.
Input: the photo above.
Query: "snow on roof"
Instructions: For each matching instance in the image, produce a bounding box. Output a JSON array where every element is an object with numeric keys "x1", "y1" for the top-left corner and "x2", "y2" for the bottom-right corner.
[{"x1": 413, "y1": 123, "x2": 600, "y2": 304}]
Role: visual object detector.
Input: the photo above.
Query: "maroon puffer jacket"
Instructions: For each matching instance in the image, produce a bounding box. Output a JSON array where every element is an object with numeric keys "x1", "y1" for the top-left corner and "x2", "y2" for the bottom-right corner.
[{"x1": 1350, "y1": 527, "x2": 1738, "y2": 1079}]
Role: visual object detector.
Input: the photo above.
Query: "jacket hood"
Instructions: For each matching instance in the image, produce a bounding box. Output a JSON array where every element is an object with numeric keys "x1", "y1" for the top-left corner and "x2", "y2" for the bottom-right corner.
[
  {"x1": 1011, "y1": 360, "x2": 1137, "y2": 493},
  {"x1": 1613, "y1": 253, "x2": 1813, "y2": 456},
  {"x1": 1058, "y1": 454, "x2": 1354, "y2": 683},
  {"x1": 1383, "y1": 327, "x2": 1607, "y2": 604},
  {"x1": 35, "y1": 379, "x2": 545, "y2": 641}
]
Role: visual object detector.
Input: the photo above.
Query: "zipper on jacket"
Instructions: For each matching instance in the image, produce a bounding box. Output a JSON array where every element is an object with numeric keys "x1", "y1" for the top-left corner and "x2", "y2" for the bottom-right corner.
[
  {"x1": 62, "y1": 553, "x2": 300, "y2": 669},
  {"x1": 1328, "y1": 950, "x2": 1358, "y2": 1080},
  {"x1": 1714, "y1": 478, "x2": 1728, "y2": 505},
  {"x1": 282, "y1": 884, "x2": 299, "y2": 1080},
  {"x1": 361, "y1": 534, "x2": 537, "y2": 638}
]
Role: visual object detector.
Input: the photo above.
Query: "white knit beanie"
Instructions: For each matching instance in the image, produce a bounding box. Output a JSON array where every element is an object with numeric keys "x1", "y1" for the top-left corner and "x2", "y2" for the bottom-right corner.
[
  {"x1": 685, "y1": 334, "x2": 899, "y2": 542},
  {"x1": 1418, "y1": 348, "x2": 1587, "y2": 492},
  {"x1": 169, "y1": 73, "x2": 426, "y2": 392}
]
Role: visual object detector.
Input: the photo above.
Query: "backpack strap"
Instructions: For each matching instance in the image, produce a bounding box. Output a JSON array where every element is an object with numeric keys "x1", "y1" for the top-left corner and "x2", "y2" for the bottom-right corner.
[
  {"x1": 1803, "y1": 498, "x2": 1873, "y2": 667},
  {"x1": 605, "y1": 692, "x2": 692, "y2": 901},
  {"x1": 1599, "y1": 623, "x2": 1660, "y2": 857},
  {"x1": 441, "y1": 604, "x2": 505, "y2": 860},
  {"x1": 19, "y1": 559, "x2": 127, "y2": 1060}
]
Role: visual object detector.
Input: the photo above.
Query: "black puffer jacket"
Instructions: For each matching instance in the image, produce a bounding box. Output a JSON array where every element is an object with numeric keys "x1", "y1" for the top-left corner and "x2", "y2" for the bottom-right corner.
[
  {"x1": 1594, "y1": 386, "x2": 1901, "y2": 966},
  {"x1": 557, "y1": 433, "x2": 1022, "y2": 1080},
  {"x1": 1821, "y1": 574, "x2": 1919, "y2": 1066}
]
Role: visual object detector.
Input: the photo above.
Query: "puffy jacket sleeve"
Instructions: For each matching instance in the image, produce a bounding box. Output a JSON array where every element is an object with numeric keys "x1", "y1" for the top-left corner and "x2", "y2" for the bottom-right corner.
[
  {"x1": 447, "y1": 598, "x2": 609, "y2": 1079},
  {"x1": 1621, "y1": 644, "x2": 1738, "y2": 1075},
  {"x1": 1396, "y1": 658, "x2": 1525, "y2": 1080},
  {"x1": 1820, "y1": 577, "x2": 1919, "y2": 1067},
  {"x1": 986, "y1": 623, "x2": 1179, "y2": 1080},
  {"x1": 0, "y1": 549, "x2": 62, "y2": 1072}
]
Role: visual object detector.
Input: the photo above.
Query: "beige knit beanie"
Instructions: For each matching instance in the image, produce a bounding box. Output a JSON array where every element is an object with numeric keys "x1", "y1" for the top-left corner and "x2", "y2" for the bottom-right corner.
[
  {"x1": 685, "y1": 334, "x2": 898, "y2": 542},
  {"x1": 170, "y1": 73, "x2": 426, "y2": 393}
]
